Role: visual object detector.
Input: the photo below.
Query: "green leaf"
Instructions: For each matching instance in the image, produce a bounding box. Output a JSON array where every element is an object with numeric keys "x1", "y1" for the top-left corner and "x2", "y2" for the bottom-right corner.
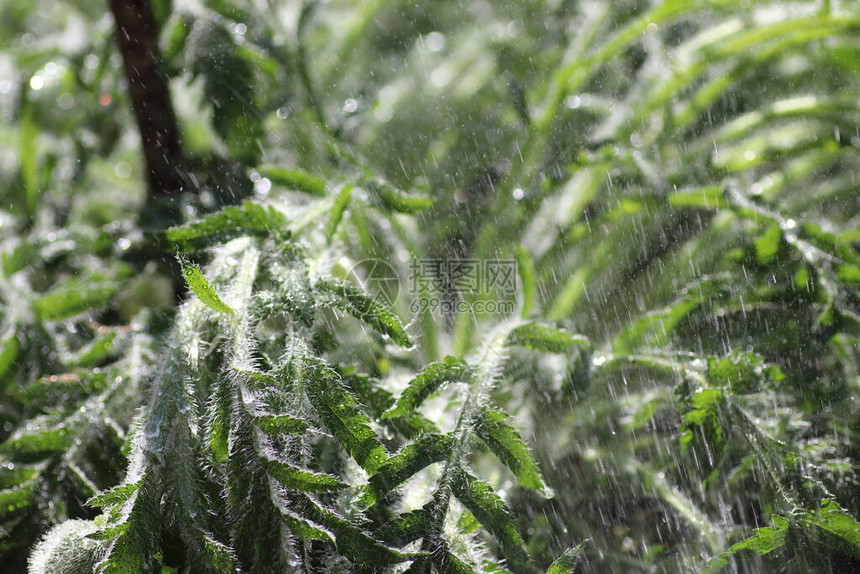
[
  {"x1": 707, "y1": 351, "x2": 784, "y2": 394},
  {"x1": 613, "y1": 277, "x2": 726, "y2": 353},
  {"x1": 731, "y1": 515, "x2": 790, "y2": 555},
  {"x1": 361, "y1": 433, "x2": 452, "y2": 505},
  {"x1": 179, "y1": 258, "x2": 234, "y2": 315},
  {"x1": 264, "y1": 458, "x2": 345, "y2": 492},
  {"x1": 19, "y1": 370, "x2": 109, "y2": 405},
  {"x1": 300, "y1": 358, "x2": 389, "y2": 472},
  {"x1": 667, "y1": 186, "x2": 727, "y2": 209},
  {"x1": 72, "y1": 331, "x2": 119, "y2": 368},
  {"x1": 364, "y1": 179, "x2": 432, "y2": 213},
  {"x1": 88, "y1": 481, "x2": 142, "y2": 509},
  {"x1": 280, "y1": 508, "x2": 335, "y2": 543},
  {"x1": 376, "y1": 508, "x2": 429, "y2": 546},
  {"x1": 0, "y1": 331, "x2": 20, "y2": 382},
  {"x1": 548, "y1": 540, "x2": 588, "y2": 574},
  {"x1": 754, "y1": 223, "x2": 782, "y2": 265},
  {"x1": 804, "y1": 500, "x2": 860, "y2": 557},
  {"x1": 292, "y1": 493, "x2": 414, "y2": 565},
  {"x1": 451, "y1": 470, "x2": 529, "y2": 572},
  {"x1": 0, "y1": 481, "x2": 35, "y2": 516},
  {"x1": 474, "y1": 407, "x2": 549, "y2": 495},
  {"x1": 253, "y1": 413, "x2": 310, "y2": 435},
  {"x1": 259, "y1": 167, "x2": 327, "y2": 197},
  {"x1": 507, "y1": 322, "x2": 589, "y2": 353},
  {"x1": 327, "y1": 185, "x2": 353, "y2": 242},
  {"x1": 167, "y1": 201, "x2": 288, "y2": 252},
  {"x1": 383, "y1": 357, "x2": 472, "y2": 419},
  {"x1": 34, "y1": 273, "x2": 124, "y2": 321},
  {"x1": 515, "y1": 245, "x2": 536, "y2": 318},
  {"x1": 0, "y1": 424, "x2": 70, "y2": 461},
  {"x1": 315, "y1": 278, "x2": 411, "y2": 347}
]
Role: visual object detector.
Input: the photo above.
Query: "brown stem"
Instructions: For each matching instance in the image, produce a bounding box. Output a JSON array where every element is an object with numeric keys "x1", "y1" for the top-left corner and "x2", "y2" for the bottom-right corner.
[{"x1": 109, "y1": 0, "x2": 189, "y2": 204}]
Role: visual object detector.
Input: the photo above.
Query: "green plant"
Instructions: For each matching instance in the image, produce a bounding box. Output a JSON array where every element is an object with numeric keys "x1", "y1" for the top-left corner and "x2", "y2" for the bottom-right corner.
[{"x1": 0, "y1": 0, "x2": 857, "y2": 572}]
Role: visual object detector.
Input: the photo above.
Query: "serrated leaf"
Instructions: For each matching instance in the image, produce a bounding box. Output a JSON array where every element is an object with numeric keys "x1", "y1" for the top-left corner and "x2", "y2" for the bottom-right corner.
[
  {"x1": 362, "y1": 433, "x2": 453, "y2": 505},
  {"x1": 377, "y1": 508, "x2": 429, "y2": 546},
  {"x1": 315, "y1": 278, "x2": 411, "y2": 347},
  {"x1": 292, "y1": 493, "x2": 414, "y2": 566},
  {"x1": 507, "y1": 322, "x2": 589, "y2": 353},
  {"x1": 280, "y1": 507, "x2": 334, "y2": 542},
  {"x1": 88, "y1": 481, "x2": 142, "y2": 508},
  {"x1": 451, "y1": 471, "x2": 529, "y2": 572},
  {"x1": 300, "y1": 358, "x2": 389, "y2": 472},
  {"x1": 731, "y1": 515, "x2": 789, "y2": 555},
  {"x1": 167, "y1": 201, "x2": 288, "y2": 252},
  {"x1": 383, "y1": 357, "x2": 471, "y2": 419},
  {"x1": 259, "y1": 167, "x2": 327, "y2": 197},
  {"x1": 474, "y1": 408, "x2": 549, "y2": 495},
  {"x1": 19, "y1": 370, "x2": 109, "y2": 405},
  {"x1": 804, "y1": 500, "x2": 860, "y2": 556},
  {"x1": 264, "y1": 458, "x2": 345, "y2": 492},
  {"x1": 180, "y1": 258, "x2": 234, "y2": 315},
  {"x1": 548, "y1": 540, "x2": 587, "y2": 573},
  {"x1": 707, "y1": 351, "x2": 783, "y2": 394},
  {"x1": 253, "y1": 413, "x2": 310, "y2": 435}
]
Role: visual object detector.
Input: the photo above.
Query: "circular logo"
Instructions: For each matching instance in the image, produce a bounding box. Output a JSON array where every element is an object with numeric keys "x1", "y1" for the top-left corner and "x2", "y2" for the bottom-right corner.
[{"x1": 346, "y1": 259, "x2": 401, "y2": 307}]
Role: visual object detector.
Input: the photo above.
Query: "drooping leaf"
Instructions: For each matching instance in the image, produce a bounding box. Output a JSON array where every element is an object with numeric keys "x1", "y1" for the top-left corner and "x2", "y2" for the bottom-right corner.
[
  {"x1": 383, "y1": 356, "x2": 472, "y2": 419},
  {"x1": 299, "y1": 358, "x2": 389, "y2": 472},
  {"x1": 315, "y1": 278, "x2": 411, "y2": 347},
  {"x1": 362, "y1": 433, "x2": 453, "y2": 505},
  {"x1": 473, "y1": 407, "x2": 549, "y2": 495},
  {"x1": 451, "y1": 470, "x2": 529, "y2": 572}
]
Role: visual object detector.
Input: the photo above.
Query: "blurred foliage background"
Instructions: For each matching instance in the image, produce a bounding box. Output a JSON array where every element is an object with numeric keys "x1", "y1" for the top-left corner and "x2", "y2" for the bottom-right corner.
[{"x1": 0, "y1": 0, "x2": 858, "y2": 572}]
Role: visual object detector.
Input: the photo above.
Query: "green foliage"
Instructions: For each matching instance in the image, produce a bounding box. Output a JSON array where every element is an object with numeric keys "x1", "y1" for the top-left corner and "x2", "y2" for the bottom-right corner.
[
  {"x1": 179, "y1": 258, "x2": 234, "y2": 315},
  {"x1": 0, "y1": 0, "x2": 858, "y2": 572}
]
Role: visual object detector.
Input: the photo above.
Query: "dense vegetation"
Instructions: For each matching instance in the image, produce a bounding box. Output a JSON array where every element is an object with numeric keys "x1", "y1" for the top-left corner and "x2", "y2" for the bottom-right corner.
[{"x1": 0, "y1": 0, "x2": 858, "y2": 572}]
